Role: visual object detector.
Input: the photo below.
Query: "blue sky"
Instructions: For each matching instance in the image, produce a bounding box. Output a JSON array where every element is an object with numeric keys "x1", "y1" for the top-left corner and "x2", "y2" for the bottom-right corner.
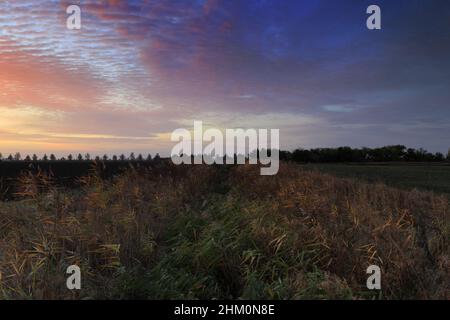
[{"x1": 0, "y1": 0, "x2": 449, "y2": 155}]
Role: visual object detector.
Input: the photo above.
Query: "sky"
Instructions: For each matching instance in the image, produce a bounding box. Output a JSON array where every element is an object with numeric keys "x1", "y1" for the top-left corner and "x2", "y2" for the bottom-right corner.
[{"x1": 0, "y1": 0, "x2": 449, "y2": 157}]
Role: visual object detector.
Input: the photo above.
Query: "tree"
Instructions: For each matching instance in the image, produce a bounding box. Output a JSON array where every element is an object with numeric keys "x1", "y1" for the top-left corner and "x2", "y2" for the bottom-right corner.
[
  {"x1": 24, "y1": 155, "x2": 31, "y2": 161},
  {"x1": 14, "y1": 152, "x2": 21, "y2": 161},
  {"x1": 154, "y1": 153, "x2": 161, "y2": 161},
  {"x1": 434, "y1": 152, "x2": 444, "y2": 162},
  {"x1": 32, "y1": 154, "x2": 38, "y2": 161},
  {"x1": 102, "y1": 154, "x2": 108, "y2": 161},
  {"x1": 95, "y1": 155, "x2": 101, "y2": 161},
  {"x1": 129, "y1": 152, "x2": 135, "y2": 161},
  {"x1": 137, "y1": 153, "x2": 143, "y2": 161},
  {"x1": 146, "y1": 154, "x2": 152, "y2": 161},
  {"x1": 112, "y1": 155, "x2": 118, "y2": 161},
  {"x1": 7, "y1": 154, "x2": 13, "y2": 161},
  {"x1": 67, "y1": 154, "x2": 73, "y2": 161},
  {"x1": 50, "y1": 154, "x2": 57, "y2": 161},
  {"x1": 0, "y1": 153, "x2": 3, "y2": 160},
  {"x1": 85, "y1": 153, "x2": 91, "y2": 161},
  {"x1": 42, "y1": 154, "x2": 48, "y2": 161},
  {"x1": 77, "y1": 153, "x2": 83, "y2": 161},
  {"x1": 119, "y1": 154, "x2": 125, "y2": 161},
  {"x1": 292, "y1": 149, "x2": 310, "y2": 162},
  {"x1": 447, "y1": 149, "x2": 450, "y2": 161}
]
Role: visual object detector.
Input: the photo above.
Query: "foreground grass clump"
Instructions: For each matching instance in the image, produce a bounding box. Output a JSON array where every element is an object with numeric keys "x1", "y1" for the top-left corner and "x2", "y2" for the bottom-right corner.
[{"x1": 0, "y1": 163, "x2": 448, "y2": 299}]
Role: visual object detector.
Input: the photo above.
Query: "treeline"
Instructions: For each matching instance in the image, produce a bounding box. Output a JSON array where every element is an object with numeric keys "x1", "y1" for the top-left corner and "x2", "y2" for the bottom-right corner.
[
  {"x1": 1, "y1": 145, "x2": 449, "y2": 164},
  {"x1": 0, "y1": 152, "x2": 160, "y2": 162},
  {"x1": 280, "y1": 145, "x2": 450, "y2": 163}
]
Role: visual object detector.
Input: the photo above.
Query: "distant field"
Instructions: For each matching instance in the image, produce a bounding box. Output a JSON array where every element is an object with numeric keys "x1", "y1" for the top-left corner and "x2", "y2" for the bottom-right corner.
[{"x1": 304, "y1": 163, "x2": 450, "y2": 195}]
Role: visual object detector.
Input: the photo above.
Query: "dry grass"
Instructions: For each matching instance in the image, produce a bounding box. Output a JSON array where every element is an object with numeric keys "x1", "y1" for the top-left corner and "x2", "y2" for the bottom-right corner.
[{"x1": 0, "y1": 162, "x2": 448, "y2": 299}]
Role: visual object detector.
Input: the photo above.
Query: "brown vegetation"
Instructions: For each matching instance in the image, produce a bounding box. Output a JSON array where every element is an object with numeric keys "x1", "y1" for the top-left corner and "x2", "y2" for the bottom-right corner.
[{"x1": 0, "y1": 162, "x2": 448, "y2": 299}]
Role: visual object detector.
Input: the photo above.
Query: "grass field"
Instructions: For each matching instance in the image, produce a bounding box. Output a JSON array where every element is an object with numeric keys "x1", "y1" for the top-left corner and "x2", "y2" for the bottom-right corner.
[
  {"x1": 0, "y1": 162, "x2": 448, "y2": 299},
  {"x1": 304, "y1": 163, "x2": 450, "y2": 195}
]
